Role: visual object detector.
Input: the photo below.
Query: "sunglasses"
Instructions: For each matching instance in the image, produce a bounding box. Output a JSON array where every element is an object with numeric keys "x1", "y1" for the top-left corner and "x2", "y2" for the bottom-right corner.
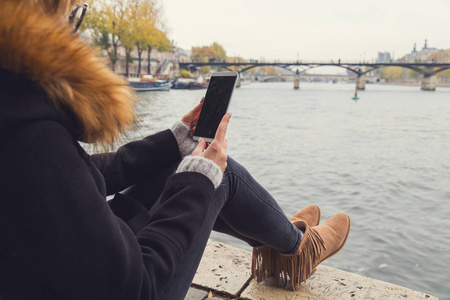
[{"x1": 68, "y1": 3, "x2": 89, "y2": 33}]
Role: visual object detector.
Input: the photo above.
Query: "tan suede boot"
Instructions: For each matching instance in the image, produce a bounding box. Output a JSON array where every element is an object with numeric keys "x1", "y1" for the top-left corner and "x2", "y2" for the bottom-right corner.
[
  {"x1": 290, "y1": 204, "x2": 321, "y2": 227},
  {"x1": 277, "y1": 213, "x2": 351, "y2": 290},
  {"x1": 251, "y1": 205, "x2": 321, "y2": 283}
]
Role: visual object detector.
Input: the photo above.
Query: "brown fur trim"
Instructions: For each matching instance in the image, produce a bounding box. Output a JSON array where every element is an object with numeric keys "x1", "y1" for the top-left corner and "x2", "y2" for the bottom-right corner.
[{"x1": 0, "y1": 1, "x2": 135, "y2": 145}]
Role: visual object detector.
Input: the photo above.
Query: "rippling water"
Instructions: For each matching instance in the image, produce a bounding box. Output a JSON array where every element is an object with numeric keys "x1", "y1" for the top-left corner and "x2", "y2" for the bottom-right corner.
[{"x1": 125, "y1": 82, "x2": 450, "y2": 299}]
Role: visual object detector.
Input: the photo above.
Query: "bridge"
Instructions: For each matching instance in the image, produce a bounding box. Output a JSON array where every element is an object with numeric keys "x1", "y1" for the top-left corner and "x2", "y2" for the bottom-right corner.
[
  {"x1": 179, "y1": 61, "x2": 450, "y2": 91},
  {"x1": 249, "y1": 73, "x2": 378, "y2": 83}
]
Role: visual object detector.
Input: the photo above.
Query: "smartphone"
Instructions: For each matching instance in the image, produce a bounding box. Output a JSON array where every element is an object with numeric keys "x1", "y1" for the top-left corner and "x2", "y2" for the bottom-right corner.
[{"x1": 193, "y1": 71, "x2": 238, "y2": 142}]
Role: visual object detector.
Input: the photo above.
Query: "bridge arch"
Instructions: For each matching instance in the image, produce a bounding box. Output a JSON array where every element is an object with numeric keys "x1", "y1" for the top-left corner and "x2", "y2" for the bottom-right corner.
[
  {"x1": 238, "y1": 64, "x2": 364, "y2": 76},
  {"x1": 429, "y1": 66, "x2": 450, "y2": 76},
  {"x1": 238, "y1": 64, "x2": 290, "y2": 73},
  {"x1": 282, "y1": 64, "x2": 450, "y2": 77},
  {"x1": 180, "y1": 61, "x2": 450, "y2": 79},
  {"x1": 285, "y1": 64, "x2": 363, "y2": 75},
  {"x1": 238, "y1": 64, "x2": 381, "y2": 77}
]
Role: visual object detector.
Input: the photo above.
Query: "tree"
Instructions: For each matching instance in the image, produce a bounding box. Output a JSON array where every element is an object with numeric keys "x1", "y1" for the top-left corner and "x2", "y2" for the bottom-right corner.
[
  {"x1": 123, "y1": 0, "x2": 172, "y2": 76},
  {"x1": 119, "y1": 16, "x2": 135, "y2": 75},
  {"x1": 200, "y1": 66, "x2": 211, "y2": 74},
  {"x1": 81, "y1": 4, "x2": 110, "y2": 53},
  {"x1": 132, "y1": 0, "x2": 172, "y2": 75},
  {"x1": 192, "y1": 43, "x2": 227, "y2": 63},
  {"x1": 81, "y1": 0, "x2": 171, "y2": 75},
  {"x1": 379, "y1": 67, "x2": 403, "y2": 80},
  {"x1": 428, "y1": 50, "x2": 450, "y2": 78},
  {"x1": 131, "y1": 0, "x2": 158, "y2": 75},
  {"x1": 180, "y1": 69, "x2": 191, "y2": 78},
  {"x1": 428, "y1": 50, "x2": 450, "y2": 63},
  {"x1": 146, "y1": 28, "x2": 172, "y2": 75},
  {"x1": 81, "y1": 0, "x2": 128, "y2": 71},
  {"x1": 211, "y1": 42, "x2": 226, "y2": 60},
  {"x1": 227, "y1": 56, "x2": 246, "y2": 73},
  {"x1": 437, "y1": 69, "x2": 450, "y2": 78}
]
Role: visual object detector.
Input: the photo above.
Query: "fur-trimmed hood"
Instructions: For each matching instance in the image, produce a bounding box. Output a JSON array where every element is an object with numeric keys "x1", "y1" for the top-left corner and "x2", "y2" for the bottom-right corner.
[{"x1": 0, "y1": 1, "x2": 135, "y2": 145}]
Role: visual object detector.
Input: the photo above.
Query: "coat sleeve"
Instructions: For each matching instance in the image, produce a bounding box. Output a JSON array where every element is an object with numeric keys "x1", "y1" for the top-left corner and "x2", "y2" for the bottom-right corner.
[
  {"x1": 1, "y1": 120, "x2": 214, "y2": 300},
  {"x1": 91, "y1": 129, "x2": 182, "y2": 195}
]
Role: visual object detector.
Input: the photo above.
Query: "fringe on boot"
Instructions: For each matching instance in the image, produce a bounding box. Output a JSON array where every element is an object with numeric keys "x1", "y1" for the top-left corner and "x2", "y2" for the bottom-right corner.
[
  {"x1": 251, "y1": 245, "x2": 275, "y2": 283},
  {"x1": 276, "y1": 225, "x2": 326, "y2": 290}
]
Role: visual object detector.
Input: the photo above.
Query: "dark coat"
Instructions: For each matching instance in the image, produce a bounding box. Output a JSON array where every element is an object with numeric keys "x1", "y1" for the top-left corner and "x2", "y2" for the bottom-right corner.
[
  {"x1": 0, "y1": 69, "x2": 215, "y2": 300},
  {"x1": 0, "y1": 3, "x2": 214, "y2": 299}
]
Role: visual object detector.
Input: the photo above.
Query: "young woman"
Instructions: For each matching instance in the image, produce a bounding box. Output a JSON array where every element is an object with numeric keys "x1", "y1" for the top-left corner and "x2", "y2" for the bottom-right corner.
[{"x1": 0, "y1": 1, "x2": 350, "y2": 299}]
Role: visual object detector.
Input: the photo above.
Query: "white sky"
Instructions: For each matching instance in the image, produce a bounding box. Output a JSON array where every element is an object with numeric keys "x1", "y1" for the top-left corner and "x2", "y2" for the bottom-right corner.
[{"x1": 161, "y1": 0, "x2": 450, "y2": 62}]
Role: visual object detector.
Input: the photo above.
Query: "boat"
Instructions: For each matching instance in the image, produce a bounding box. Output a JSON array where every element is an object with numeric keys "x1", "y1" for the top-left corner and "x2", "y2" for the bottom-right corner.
[
  {"x1": 187, "y1": 82, "x2": 208, "y2": 89},
  {"x1": 171, "y1": 77, "x2": 208, "y2": 90},
  {"x1": 127, "y1": 75, "x2": 171, "y2": 92},
  {"x1": 129, "y1": 80, "x2": 172, "y2": 92}
]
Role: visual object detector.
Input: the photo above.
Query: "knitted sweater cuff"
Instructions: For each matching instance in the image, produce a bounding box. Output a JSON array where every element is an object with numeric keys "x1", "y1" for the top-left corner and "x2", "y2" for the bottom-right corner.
[
  {"x1": 170, "y1": 121, "x2": 198, "y2": 157},
  {"x1": 176, "y1": 156, "x2": 223, "y2": 189}
]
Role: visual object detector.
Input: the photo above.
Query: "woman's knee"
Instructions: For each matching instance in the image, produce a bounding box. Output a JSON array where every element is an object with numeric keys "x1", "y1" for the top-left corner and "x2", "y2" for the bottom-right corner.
[{"x1": 224, "y1": 156, "x2": 249, "y2": 178}]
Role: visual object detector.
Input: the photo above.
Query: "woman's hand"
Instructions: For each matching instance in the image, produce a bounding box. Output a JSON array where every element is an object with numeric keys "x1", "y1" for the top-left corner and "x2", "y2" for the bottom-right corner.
[
  {"x1": 181, "y1": 98, "x2": 204, "y2": 136},
  {"x1": 191, "y1": 113, "x2": 231, "y2": 172}
]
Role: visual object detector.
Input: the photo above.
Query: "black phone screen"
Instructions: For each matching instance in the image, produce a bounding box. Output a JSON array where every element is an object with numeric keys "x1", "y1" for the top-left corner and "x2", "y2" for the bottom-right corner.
[{"x1": 194, "y1": 74, "x2": 237, "y2": 139}]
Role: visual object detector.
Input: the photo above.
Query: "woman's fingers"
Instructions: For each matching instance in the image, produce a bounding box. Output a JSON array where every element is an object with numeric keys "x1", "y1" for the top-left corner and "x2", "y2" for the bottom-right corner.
[
  {"x1": 199, "y1": 113, "x2": 231, "y2": 172},
  {"x1": 203, "y1": 141, "x2": 227, "y2": 171},
  {"x1": 190, "y1": 126, "x2": 196, "y2": 137},
  {"x1": 190, "y1": 112, "x2": 231, "y2": 172},
  {"x1": 181, "y1": 101, "x2": 203, "y2": 127},
  {"x1": 213, "y1": 113, "x2": 232, "y2": 144},
  {"x1": 191, "y1": 139, "x2": 206, "y2": 156},
  {"x1": 190, "y1": 98, "x2": 204, "y2": 126}
]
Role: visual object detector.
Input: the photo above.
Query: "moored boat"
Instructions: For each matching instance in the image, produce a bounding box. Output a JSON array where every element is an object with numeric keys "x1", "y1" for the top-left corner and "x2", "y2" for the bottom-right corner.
[
  {"x1": 171, "y1": 77, "x2": 208, "y2": 90},
  {"x1": 129, "y1": 80, "x2": 172, "y2": 92},
  {"x1": 187, "y1": 82, "x2": 208, "y2": 89}
]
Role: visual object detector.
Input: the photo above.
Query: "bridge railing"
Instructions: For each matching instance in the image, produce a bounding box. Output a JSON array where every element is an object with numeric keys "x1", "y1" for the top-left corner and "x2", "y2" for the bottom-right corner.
[{"x1": 185, "y1": 60, "x2": 449, "y2": 66}]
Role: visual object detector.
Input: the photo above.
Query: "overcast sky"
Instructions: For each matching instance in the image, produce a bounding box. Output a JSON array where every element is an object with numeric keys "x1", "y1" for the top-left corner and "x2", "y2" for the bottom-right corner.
[{"x1": 161, "y1": 0, "x2": 449, "y2": 62}]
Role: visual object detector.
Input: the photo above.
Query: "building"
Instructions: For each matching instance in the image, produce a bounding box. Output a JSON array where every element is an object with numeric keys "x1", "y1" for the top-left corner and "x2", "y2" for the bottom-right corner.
[
  {"x1": 377, "y1": 51, "x2": 392, "y2": 63},
  {"x1": 403, "y1": 40, "x2": 438, "y2": 62}
]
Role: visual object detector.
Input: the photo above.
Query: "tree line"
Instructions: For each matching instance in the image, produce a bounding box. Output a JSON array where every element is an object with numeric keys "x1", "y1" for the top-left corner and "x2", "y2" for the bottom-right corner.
[
  {"x1": 380, "y1": 50, "x2": 450, "y2": 80},
  {"x1": 81, "y1": 0, "x2": 172, "y2": 75}
]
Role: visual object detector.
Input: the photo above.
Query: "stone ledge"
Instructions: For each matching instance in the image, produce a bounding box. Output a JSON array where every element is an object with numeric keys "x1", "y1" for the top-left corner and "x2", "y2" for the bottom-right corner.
[
  {"x1": 240, "y1": 265, "x2": 437, "y2": 300},
  {"x1": 192, "y1": 239, "x2": 252, "y2": 297},
  {"x1": 189, "y1": 240, "x2": 439, "y2": 300}
]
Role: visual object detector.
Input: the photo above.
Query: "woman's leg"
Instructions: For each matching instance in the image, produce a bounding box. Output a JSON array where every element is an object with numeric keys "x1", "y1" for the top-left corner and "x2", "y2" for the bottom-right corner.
[
  {"x1": 120, "y1": 162, "x2": 263, "y2": 245},
  {"x1": 121, "y1": 157, "x2": 348, "y2": 297},
  {"x1": 217, "y1": 156, "x2": 302, "y2": 254},
  {"x1": 120, "y1": 156, "x2": 301, "y2": 298},
  {"x1": 159, "y1": 157, "x2": 302, "y2": 299},
  {"x1": 122, "y1": 157, "x2": 301, "y2": 253},
  {"x1": 212, "y1": 216, "x2": 263, "y2": 247}
]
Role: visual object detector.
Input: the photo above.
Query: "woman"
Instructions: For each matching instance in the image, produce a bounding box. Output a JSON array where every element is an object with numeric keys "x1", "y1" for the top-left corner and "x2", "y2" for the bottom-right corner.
[{"x1": 0, "y1": 1, "x2": 350, "y2": 299}]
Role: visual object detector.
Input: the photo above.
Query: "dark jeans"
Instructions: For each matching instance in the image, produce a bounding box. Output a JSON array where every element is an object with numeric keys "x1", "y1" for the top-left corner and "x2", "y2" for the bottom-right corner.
[{"x1": 123, "y1": 156, "x2": 302, "y2": 299}]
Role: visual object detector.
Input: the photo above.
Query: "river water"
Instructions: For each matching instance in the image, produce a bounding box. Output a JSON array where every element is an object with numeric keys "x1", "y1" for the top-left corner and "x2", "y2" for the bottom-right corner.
[{"x1": 126, "y1": 82, "x2": 450, "y2": 299}]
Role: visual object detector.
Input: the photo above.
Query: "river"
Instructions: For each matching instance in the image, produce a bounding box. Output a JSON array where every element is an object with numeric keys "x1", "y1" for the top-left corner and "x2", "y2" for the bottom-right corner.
[{"x1": 124, "y1": 82, "x2": 450, "y2": 299}]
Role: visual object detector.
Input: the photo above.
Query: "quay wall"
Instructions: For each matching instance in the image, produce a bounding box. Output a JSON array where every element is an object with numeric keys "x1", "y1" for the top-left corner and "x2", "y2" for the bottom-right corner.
[{"x1": 187, "y1": 240, "x2": 439, "y2": 300}]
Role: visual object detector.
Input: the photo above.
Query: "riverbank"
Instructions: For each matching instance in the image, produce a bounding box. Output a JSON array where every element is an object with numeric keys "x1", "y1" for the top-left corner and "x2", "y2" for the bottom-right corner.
[
  {"x1": 185, "y1": 240, "x2": 439, "y2": 299},
  {"x1": 374, "y1": 81, "x2": 450, "y2": 87}
]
